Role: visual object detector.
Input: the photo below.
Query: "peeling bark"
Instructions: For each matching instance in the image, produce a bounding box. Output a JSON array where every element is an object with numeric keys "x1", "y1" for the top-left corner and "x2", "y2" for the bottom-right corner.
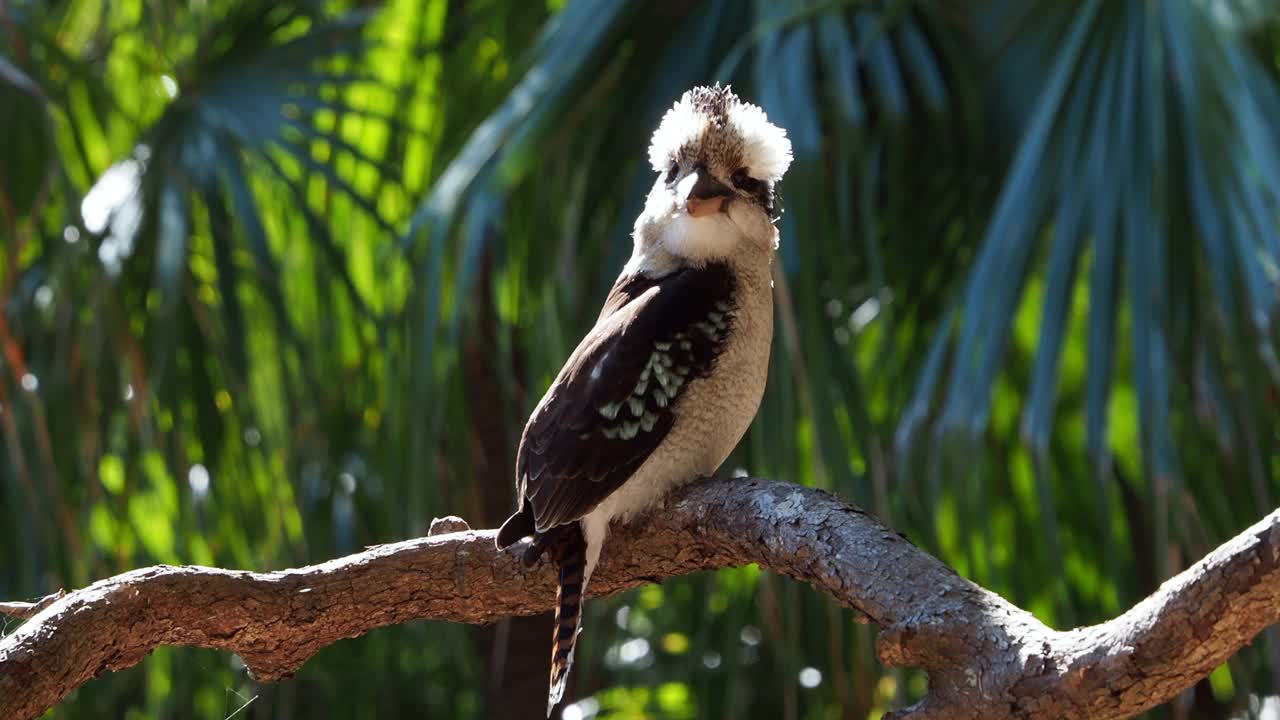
[{"x1": 1, "y1": 478, "x2": 1277, "y2": 720}]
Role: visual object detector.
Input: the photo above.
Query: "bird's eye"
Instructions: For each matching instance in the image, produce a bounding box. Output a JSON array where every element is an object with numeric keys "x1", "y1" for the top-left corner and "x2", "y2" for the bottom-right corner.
[
  {"x1": 664, "y1": 163, "x2": 679, "y2": 184},
  {"x1": 731, "y1": 168, "x2": 762, "y2": 194}
]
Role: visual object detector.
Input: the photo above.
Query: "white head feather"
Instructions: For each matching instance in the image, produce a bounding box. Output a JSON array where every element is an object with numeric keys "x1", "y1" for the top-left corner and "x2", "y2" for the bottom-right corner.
[{"x1": 647, "y1": 85, "x2": 792, "y2": 182}]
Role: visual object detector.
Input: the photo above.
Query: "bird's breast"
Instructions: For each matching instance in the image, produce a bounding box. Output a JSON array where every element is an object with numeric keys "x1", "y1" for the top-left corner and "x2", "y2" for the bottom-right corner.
[{"x1": 589, "y1": 260, "x2": 775, "y2": 527}]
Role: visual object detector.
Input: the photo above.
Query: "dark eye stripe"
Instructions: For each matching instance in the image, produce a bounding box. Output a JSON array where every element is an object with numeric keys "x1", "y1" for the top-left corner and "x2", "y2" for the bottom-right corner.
[
  {"x1": 665, "y1": 163, "x2": 679, "y2": 184},
  {"x1": 730, "y1": 167, "x2": 775, "y2": 213},
  {"x1": 731, "y1": 168, "x2": 762, "y2": 194}
]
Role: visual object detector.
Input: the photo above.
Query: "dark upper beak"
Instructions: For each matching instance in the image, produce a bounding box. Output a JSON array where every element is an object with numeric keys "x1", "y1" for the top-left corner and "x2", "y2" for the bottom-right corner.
[{"x1": 682, "y1": 167, "x2": 732, "y2": 217}]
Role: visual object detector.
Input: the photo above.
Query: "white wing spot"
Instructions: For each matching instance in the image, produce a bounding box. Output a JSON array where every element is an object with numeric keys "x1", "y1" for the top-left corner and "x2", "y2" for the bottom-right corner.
[{"x1": 592, "y1": 314, "x2": 734, "y2": 440}]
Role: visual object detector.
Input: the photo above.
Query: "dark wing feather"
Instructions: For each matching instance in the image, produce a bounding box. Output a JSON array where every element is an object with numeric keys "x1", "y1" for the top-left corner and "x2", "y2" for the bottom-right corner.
[{"x1": 516, "y1": 262, "x2": 737, "y2": 531}]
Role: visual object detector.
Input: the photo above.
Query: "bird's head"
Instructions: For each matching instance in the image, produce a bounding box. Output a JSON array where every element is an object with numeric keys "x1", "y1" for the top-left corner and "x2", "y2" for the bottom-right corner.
[{"x1": 632, "y1": 85, "x2": 792, "y2": 270}]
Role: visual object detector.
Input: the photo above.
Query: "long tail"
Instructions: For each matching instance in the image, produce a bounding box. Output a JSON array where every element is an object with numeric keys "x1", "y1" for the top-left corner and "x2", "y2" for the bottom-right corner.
[{"x1": 546, "y1": 524, "x2": 587, "y2": 717}]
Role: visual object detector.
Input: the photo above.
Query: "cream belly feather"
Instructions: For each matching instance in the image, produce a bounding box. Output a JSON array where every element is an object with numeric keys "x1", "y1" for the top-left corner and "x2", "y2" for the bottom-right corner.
[{"x1": 580, "y1": 250, "x2": 774, "y2": 581}]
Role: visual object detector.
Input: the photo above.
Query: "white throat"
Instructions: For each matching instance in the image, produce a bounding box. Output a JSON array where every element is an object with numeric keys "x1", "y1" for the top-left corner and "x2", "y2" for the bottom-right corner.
[
  {"x1": 660, "y1": 214, "x2": 737, "y2": 264},
  {"x1": 625, "y1": 198, "x2": 777, "y2": 278},
  {"x1": 624, "y1": 213, "x2": 739, "y2": 277}
]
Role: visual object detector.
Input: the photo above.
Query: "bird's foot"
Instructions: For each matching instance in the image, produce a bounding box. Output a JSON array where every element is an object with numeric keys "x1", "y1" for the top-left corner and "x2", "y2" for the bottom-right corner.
[{"x1": 521, "y1": 535, "x2": 550, "y2": 567}]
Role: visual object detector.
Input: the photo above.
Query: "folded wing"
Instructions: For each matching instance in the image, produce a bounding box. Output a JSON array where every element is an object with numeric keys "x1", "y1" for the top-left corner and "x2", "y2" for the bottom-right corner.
[{"x1": 516, "y1": 261, "x2": 738, "y2": 532}]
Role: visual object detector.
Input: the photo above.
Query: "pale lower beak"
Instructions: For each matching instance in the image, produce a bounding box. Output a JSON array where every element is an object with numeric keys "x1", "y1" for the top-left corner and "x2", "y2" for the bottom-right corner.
[
  {"x1": 680, "y1": 170, "x2": 732, "y2": 217},
  {"x1": 686, "y1": 196, "x2": 726, "y2": 217}
]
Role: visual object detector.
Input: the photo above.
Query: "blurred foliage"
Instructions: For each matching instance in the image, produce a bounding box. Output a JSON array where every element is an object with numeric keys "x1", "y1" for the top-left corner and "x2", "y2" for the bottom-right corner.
[{"x1": 2, "y1": 0, "x2": 1280, "y2": 718}]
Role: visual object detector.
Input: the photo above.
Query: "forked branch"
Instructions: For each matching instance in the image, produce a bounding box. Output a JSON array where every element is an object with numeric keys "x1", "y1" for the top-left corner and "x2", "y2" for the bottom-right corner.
[{"x1": 2, "y1": 478, "x2": 1278, "y2": 720}]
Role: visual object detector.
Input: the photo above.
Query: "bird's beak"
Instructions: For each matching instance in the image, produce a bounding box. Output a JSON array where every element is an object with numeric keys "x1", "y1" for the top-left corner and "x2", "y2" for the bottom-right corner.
[{"x1": 678, "y1": 169, "x2": 732, "y2": 217}]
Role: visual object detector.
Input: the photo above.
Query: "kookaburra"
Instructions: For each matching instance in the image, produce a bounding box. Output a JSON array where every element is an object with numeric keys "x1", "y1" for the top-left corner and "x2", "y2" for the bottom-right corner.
[{"x1": 495, "y1": 84, "x2": 792, "y2": 716}]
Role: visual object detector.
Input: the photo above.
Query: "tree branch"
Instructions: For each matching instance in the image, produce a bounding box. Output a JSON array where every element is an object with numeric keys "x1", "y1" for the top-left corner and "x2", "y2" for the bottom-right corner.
[{"x1": 2, "y1": 478, "x2": 1277, "y2": 720}]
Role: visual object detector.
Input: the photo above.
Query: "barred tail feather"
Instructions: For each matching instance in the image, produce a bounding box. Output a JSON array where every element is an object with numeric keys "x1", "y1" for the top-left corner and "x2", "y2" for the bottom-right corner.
[{"x1": 547, "y1": 525, "x2": 587, "y2": 718}]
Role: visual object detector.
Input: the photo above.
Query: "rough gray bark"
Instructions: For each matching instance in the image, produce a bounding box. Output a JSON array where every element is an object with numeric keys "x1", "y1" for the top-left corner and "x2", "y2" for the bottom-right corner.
[{"x1": 1, "y1": 477, "x2": 1278, "y2": 720}]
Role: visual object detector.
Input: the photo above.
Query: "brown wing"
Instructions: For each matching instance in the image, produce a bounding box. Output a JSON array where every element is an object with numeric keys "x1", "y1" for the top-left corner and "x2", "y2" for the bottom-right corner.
[{"x1": 515, "y1": 261, "x2": 738, "y2": 532}]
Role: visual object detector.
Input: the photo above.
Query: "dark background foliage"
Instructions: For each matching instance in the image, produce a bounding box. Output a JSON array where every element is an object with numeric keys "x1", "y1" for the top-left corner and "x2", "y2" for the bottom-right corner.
[{"x1": 3, "y1": 1, "x2": 1280, "y2": 718}]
